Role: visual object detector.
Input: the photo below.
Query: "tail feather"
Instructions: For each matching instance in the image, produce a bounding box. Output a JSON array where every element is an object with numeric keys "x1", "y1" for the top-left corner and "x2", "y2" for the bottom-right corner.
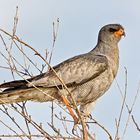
[
  {"x1": 0, "y1": 80, "x2": 28, "y2": 88},
  {"x1": 0, "y1": 73, "x2": 47, "y2": 89},
  {"x1": 0, "y1": 87, "x2": 57, "y2": 104},
  {"x1": 0, "y1": 74, "x2": 60, "y2": 105}
]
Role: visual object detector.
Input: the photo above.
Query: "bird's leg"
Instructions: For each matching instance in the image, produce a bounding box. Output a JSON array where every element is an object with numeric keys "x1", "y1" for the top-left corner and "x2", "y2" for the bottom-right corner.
[
  {"x1": 61, "y1": 96, "x2": 89, "y2": 140},
  {"x1": 80, "y1": 102, "x2": 96, "y2": 122},
  {"x1": 61, "y1": 95, "x2": 79, "y2": 124}
]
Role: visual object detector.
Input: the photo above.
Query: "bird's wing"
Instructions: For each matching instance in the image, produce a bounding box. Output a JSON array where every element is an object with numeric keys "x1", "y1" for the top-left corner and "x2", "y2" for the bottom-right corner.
[{"x1": 28, "y1": 54, "x2": 109, "y2": 88}]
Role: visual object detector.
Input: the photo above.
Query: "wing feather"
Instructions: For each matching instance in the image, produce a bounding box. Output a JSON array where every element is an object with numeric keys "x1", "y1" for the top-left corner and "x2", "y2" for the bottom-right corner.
[
  {"x1": 28, "y1": 54, "x2": 108, "y2": 88},
  {"x1": 0, "y1": 54, "x2": 108, "y2": 90}
]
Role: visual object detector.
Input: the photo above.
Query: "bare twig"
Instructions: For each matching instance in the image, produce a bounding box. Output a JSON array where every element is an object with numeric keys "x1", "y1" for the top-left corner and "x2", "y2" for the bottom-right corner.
[
  {"x1": 0, "y1": 134, "x2": 81, "y2": 139},
  {"x1": 0, "y1": 119, "x2": 24, "y2": 140},
  {"x1": 0, "y1": 105, "x2": 28, "y2": 138},
  {"x1": 49, "y1": 19, "x2": 60, "y2": 126},
  {"x1": 49, "y1": 18, "x2": 59, "y2": 64},
  {"x1": 21, "y1": 102, "x2": 32, "y2": 140},
  {"x1": 131, "y1": 115, "x2": 140, "y2": 132},
  {"x1": 121, "y1": 80, "x2": 140, "y2": 139},
  {"x1": 114, "y1": 68, "x2": 128, "y2": 139}
]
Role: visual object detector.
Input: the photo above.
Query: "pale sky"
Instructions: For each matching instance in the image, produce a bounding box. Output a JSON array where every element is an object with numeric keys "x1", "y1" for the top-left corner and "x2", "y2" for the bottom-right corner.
[{"x1": 0, "y1": 0, "x2": 140, "y2": 140}]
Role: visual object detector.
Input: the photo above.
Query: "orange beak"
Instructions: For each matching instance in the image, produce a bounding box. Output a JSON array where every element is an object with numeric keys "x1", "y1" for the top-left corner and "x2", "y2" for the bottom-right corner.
[{"x1": 114, "y1": 28, "x2": 125, "y2": 37}]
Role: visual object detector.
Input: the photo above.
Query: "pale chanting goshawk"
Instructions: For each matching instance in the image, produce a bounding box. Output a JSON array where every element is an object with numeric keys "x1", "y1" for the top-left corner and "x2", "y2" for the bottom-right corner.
[{"x1": 0, "y1": 24, "x2": 125, "y2": 124}]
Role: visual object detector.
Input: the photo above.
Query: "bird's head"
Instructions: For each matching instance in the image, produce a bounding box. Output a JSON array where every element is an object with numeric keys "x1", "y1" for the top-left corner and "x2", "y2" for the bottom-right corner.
[{"x1": 98, "y1": 24, "x2": 125, "y2": 45}]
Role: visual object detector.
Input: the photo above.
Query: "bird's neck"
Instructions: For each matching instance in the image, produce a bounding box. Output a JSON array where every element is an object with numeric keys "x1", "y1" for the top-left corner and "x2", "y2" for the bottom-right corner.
[
  {"x1": 91, "y1": 40, "x2": 119, "y2": 55},
  {"x1": 90, "y1": 41, "x2": 119, "y2": 77}
]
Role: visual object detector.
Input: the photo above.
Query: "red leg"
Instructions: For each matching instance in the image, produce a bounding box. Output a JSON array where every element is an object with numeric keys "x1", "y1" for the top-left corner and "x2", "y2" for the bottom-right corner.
[
  {"x1": 61, "y1": 95, "x2": 79, "y2": 124},
  {"x1": 61, "y1": 95, "x2": 88, "y2": 140}
]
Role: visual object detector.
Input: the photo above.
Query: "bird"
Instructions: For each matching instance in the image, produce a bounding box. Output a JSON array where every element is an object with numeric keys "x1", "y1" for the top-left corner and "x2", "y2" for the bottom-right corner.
[{"x1": 0, "y1": 24, "x2": 125, "y2": 124}]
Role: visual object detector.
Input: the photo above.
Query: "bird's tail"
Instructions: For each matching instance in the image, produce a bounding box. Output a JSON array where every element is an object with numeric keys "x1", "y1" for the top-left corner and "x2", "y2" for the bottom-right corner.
[{"x1": 0, "y1": 80, "x2": 57, "y2": 104}]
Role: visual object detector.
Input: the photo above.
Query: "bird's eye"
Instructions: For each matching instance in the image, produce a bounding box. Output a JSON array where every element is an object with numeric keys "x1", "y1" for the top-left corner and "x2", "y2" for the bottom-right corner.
[{"x1": 109, "y1": 28, "x2": 118, "y2": 32}]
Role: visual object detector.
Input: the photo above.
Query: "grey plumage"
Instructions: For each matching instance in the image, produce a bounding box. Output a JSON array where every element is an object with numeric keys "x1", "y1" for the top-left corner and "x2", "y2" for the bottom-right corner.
[{"x1": 0, "y1": 24, "x2": 125, "y2": 117}]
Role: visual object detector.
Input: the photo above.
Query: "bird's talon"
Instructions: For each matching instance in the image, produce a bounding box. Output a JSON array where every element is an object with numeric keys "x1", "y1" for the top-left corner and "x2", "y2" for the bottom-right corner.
[
  {"x1": 88, "y1": 114, "x2": 93, "y2": 119},
  {"x1": 72, "y1": 124, "x2": 78, "y2": 135},
  {"x1": 86, "y1": 123, "x2": 89, "y2": 129}
]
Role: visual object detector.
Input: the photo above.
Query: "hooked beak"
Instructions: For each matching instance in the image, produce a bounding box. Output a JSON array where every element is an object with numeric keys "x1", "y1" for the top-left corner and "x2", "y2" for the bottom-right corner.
[{"x1": 114, "y1": 28, "x2": 125, "y2": 37}]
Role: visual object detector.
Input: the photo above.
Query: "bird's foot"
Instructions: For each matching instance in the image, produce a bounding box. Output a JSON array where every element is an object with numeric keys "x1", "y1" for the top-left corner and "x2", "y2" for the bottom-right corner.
[
  {"x1": 88, "y1": 113, "x2": 93, "y2": 119},
  {"x1": 72, "y1": 123, "x2": 78, "y2": 136},
  {"x1": 72, "y1": 121, "x2": 88, "y2": 140}
]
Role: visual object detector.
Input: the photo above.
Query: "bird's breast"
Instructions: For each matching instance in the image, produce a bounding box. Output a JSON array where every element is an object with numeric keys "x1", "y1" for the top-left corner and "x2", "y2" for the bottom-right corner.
[{"x1": 67, "y1": 68, "x2": 115, "y2": 105}]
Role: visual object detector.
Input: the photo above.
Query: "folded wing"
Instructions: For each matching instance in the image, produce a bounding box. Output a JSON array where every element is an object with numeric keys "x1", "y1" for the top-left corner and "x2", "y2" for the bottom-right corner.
[
  {"x1": 0, "y1": 54, "x2": 108, "y2": 90},
  {"x1": 28, "y1": 54, "x2": 109, "y2": 88}
]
